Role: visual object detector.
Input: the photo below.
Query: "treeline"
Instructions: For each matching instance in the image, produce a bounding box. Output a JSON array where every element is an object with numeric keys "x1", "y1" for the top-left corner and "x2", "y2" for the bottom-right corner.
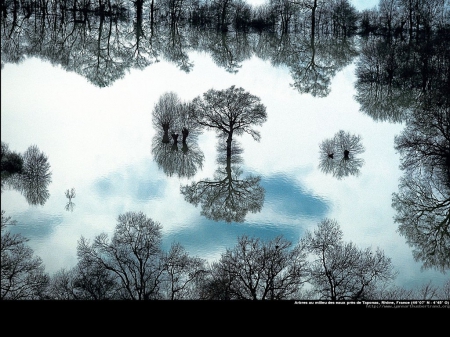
[
  {"x1": 2, "y1": 0, "x2": 448, "y2": 36},
  {"x1": 2, "y1": 210, "x2": 449, "y2": 300}
]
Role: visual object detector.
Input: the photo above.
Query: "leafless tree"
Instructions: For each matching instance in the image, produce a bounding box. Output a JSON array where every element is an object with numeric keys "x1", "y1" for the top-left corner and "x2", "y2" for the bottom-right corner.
[
  {"x1": 152, "y1": 91, "x2": 184, "y2": 143},
  {"x1": 319, "y1": 130, "x2": 365, "y2": 179},
  {"x1": 180, "y1": 141, "x2": 265, "y2": 222},
  {"x1": 302, "y1": 218, "x2": 397, "y2": 300},
  {"x1": 76, "y1": 211, "x2": 164, "y2": 300},
  {"x1": 1, "y1": 210, "x2": 49, "y2": 299},
  {"x1": 159, "y1": 242, "x2": 207, "y2": 299},
  {"x1": 202, "y1": 235, "x2": 309, "y2": 300},
  {"x1": 190, "y1": 85, "x2": 267, "y2": 158}
]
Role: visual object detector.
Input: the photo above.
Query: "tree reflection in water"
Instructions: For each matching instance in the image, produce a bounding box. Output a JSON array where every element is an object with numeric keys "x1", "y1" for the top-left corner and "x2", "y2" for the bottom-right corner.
[
  {"x1": 393, "y1": 95, "x2": 450, "y2": 272},
  {"x1": 151, "y1": 134, "x2": 204, "y2": 179},
  {"x1": 318, "y1": 130, "x2": 365, "y2": 180},
  {"x1": 1, "y1": 144, "x2": 52, "y2": 206},
  {"x1": 180, "y1": 140, "x2": 265, "y2": 223},
  {"x1": 0, "y1": 2, "x2": 358, "y2": 95},
  {"x1": 65, "y1": 188, "x2": 76, "y2": 212},
  {"x1": 1, "y1": 0, "x2": 450, "y2": 294},
  {"x1": 354, "y1": 28, "x2": 450, "y2": 273}
]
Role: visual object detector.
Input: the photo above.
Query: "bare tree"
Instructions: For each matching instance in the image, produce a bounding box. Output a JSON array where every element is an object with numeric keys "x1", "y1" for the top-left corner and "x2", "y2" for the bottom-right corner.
[
  {"x1": 159, "y1": 242, "x2": 207, "y2": 299},
  {"x1": 151, "y1": 133, "x2": 204, "y2": 179},
  {"x1": 393, "y1": 98, "x2": 450, "y2": 272},
  {"x1": 318, "y1": 130, "x2": 365, "y2": 179},
  {"x1": 180, "y1": 141, "x2": 265, "y2": 222},
  {"x1": 1, "y1": 210, "x2": 49, "y2": 300},
  {"x1": 76, "y1": 211, "x2": 164, "y2": 300},
  {"x1": 152, "y1": 92, "x2": 184, "y2": 143},
  {"x1": 203, "y1": 235, "x2": 308, "y2": 300},
  {"x1": 190, "y1": 85, "x2": 267, "y2": 158},
  {"x1": 392, "y1": 172, "x2": 450, "y2": 272},
  {"x1": 302, "y1": 218, "x2": 397, "y2": 300}
]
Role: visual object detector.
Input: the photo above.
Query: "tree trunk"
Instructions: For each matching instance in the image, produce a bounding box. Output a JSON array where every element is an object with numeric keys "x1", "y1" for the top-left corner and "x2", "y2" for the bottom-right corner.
[{"x1": 311, "y1": 0, "x2": 317, "y2": 39}]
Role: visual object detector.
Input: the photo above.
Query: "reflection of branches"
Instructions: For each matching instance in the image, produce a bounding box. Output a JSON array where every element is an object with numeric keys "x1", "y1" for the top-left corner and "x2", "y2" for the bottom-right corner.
[
  {"x1": 180, "y1": 140, "x2": 264, "y2": 222},
  {"x1": 255, "y1": 32, "x2": 357, "y2": 97},
  {"x1": 3, "y1": 145, "x2": 52, "y2": 206},
  {"x1": 65, "y1": 188, "x2": 76, "y2": 212},
  {"x1": 354, "y1": 38, "x2": 413, "y2": 123},
  {"x1": 318, "y1": 130, "x2": 365, "y2": 179},
  {"x1": 393, "y1": 95, "x2": 450, "y2": 272},
  {"x1": 151, "y1": 134, "x2": 204, "y2": 179},
  {"x1": 355, "y1": 31, "x2": 450, "y2": 123},
  {"x1": 392, "y1": 172, "x2": 450, "y2": 272},
  {"x1": 395, "y1": 101, "x2": 450, "y2": 185},
  {"x1": 161, "y1": 25, "x2": 193, "y2": 73}
]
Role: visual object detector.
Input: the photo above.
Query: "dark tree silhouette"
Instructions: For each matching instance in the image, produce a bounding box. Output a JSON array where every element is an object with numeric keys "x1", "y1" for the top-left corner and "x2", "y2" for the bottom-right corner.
[
  {"x1": 159, "y1": 242, "x2": 207, "y2": 300},
  {"x1": 392, "y1": 94, "x2": 450, "y2": 273},
  {"x1": 318, "y1": 130, "x2": 364, "y2": 179},
  {"x1": 47, "y1": 261, "x2": 119, "y2": 300},
  {"x1": 76, "y1": 211, "x2": 164, "y2": 300},
  {"x1": 1, "y1": 210, "x2": 49, "y2": 299},
  {"x1": 301, "y1": 218, "x2": 397, "y2": 300},
  {"x1": 1, "y1": 141, "x2": 23, "y2": 180},
  {"x1": 2, "y1": 144, "x2": 52, "y2": 205},
  {"x1": 190, "y1": 85, "x2": 267, "y2": 158},
  {"x1": 180, "y1": 141, "x2": 265, "y2": 222},
  {"x1": 201, "y1": 235, "x2": 308, "y2": 300},
  {"x1": 355, "y1": 37, "x2": 415, "y2": 123},
  {"x1": 394, "y1": 99, "x2": 450, "y2": 186},
  {"x1": 301, "y1": 219, "x2": 396, "y2": 301}
]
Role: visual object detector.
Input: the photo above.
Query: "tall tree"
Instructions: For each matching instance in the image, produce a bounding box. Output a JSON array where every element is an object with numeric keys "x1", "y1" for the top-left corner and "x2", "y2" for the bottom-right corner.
[
  {"x1": 202, "y1": 235, "x2": 308, "y2": 300},
  {"x1": 190, "y1": 85, "x2": 267, "y2": 157},
  {"x1": 302, "y1": 218, "x2": 397, "y2": 300},
  {"x1": 76, "y1": 211, "x2": 164, "y2": 300}
]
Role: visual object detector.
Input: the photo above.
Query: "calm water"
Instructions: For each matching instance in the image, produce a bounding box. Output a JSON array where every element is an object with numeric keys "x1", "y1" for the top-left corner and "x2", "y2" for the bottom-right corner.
[{"x1": 1, "y1": 20, "x2": 448, "y2": 290}]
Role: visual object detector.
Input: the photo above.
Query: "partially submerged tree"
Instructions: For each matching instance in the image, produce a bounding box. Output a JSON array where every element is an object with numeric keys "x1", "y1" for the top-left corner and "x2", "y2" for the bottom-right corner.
[
  {"x1": 180, "y1": 141, "x2": 265, "y2": 222},
  {"x1": 152, "y1": 92, "x2": 202, "y2": 144},
  {"x1": 152, "y1": 92, "x2": 183, "y2": 143},
  {"x1": 2, "y1": 144, "x2": 52, "y2": 205},
  {"x1": 190, "y1": 85, "x2": 267, "y2": 157},
  {"x1": 318, "y1": 130, "x2": 365, "y2": 179}
]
